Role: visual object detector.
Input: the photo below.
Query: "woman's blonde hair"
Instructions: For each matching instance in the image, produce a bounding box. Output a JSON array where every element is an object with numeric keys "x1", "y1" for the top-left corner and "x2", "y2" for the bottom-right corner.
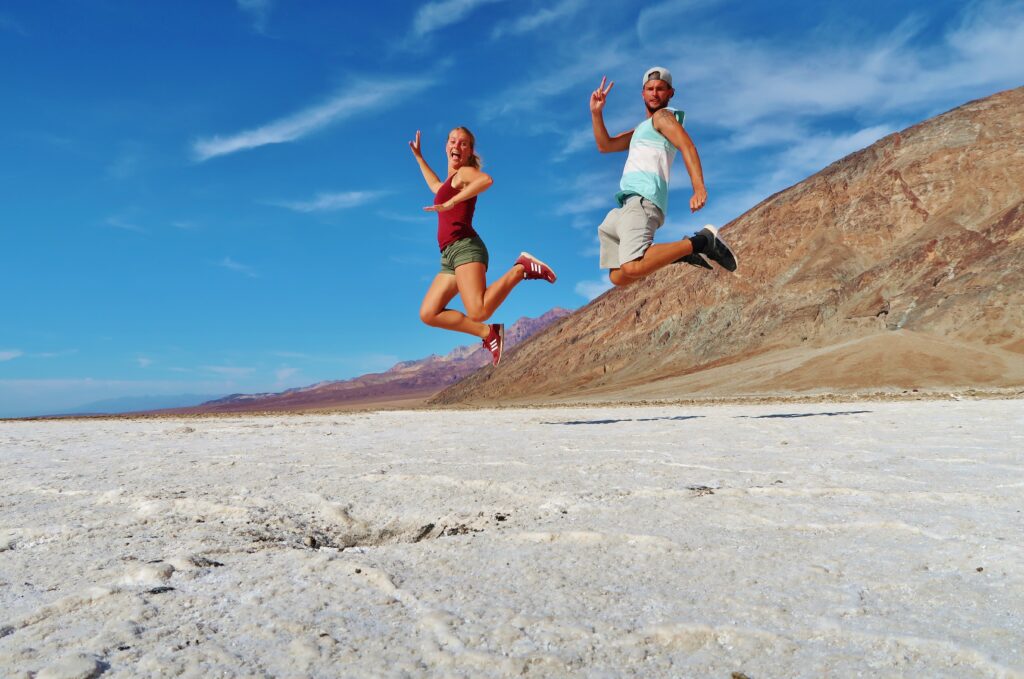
[{"x1": 450, "y1": 126, "x2": 482, "y2": 169}]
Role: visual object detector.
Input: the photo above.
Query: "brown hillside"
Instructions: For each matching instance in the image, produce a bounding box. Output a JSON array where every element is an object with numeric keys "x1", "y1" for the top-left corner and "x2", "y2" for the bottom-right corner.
[{"x1": 433, "y1": 87, "x2": 1024, "y2": 405}]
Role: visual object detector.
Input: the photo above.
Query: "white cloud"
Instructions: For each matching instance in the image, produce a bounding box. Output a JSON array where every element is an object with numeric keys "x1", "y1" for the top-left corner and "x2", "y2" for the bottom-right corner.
[
  {"x1": 0, "y1": 13, "x2": 28, "y2": 36},
  {"x1": 105, "y1": 217, "x2": 146, "y2": 233},
  {"x1": 554, "y1": 169, "x2": 620, "y2": 217},
  {"x1": 490, "y1": 0, "x2": 1024, "y2": 159},
  {"x1": 482, "y1": 34, "x2": 631, "y2": 118},
  {"x1": 237, "y1": 0, "x2": 273, "y2": 33},
  {"x1": 648, "y1": 5, "x2": 1024, "y2": 131},
  {"x1": 136, "y1": 357, "x2": 153, "y2": 368},
  {"x1": 275, "y1": 367, "x2": 299, "y2": 381},
  {"x1": 556, "y1": 193, "x2": 611, "y2": 217},
  {"x1": 775, "y1": 124, "x2": 897, "y2": 179},
  {"x1": 203, "y1": 366, "x2": 256, "y2": 378},
  {"x1": 1, "y1": 350, "x2": 23, "y2": 361},
  {"x1": 413, "y1": 0, "x2": 504, "y2": 37},
  {"x1": 492, "y1": 0, "x2": 584, "y2": 39},
  {"x1": 575, "y1": 278, "x2": 613, "y2": 301},
  {"x1": 635, "y1": 0, "x2": 727, "y2": 43},
  {"x1": 218, "y1": 257, "x2": 258, "y2": 278},
  {"x1": 376, "y1": 210, "x2": 434, "y2": 225},
  {"x1": 277, "y1": 190, "x2": 389, "y2": 213},
  {"x1": 106, "y1": 145, "x2": 143, "y2": 180},
  {"x1": 31, "y1": 350, "x2": 78, "y2": 359},
  {"x1": 192, "y1": 78, "x2": 431, "y2": 161}
]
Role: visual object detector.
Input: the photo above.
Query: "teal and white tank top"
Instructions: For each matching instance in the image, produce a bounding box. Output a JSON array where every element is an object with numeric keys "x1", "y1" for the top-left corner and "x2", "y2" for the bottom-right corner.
[{"x1": 615, "y1": 108, "x2": 685, "y2": 214}]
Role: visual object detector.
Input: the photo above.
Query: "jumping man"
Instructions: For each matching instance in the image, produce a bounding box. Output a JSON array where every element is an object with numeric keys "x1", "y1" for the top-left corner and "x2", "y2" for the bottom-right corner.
[{"x1": 590, "y1": 66, "x2": 737, "y2": 286}]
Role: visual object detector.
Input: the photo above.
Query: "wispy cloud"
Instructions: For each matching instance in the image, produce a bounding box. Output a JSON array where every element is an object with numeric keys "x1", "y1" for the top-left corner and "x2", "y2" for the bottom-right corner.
[
  {"x1": 237, "y1": 0, "x2": 273, "y2": 33},
  {"x1": 203, "y1": 365, "x2": 256, "y2": 378},
  {"x1": 635, "y1": 0, "x2": 726, "y2": 43},
  {"x1": 275, "y1": 367, "x2": 299, "y2": 380},
  {"x1": 376, "y1": 210, "x2": 434, "y2": 225},
  {"x1": 105, "y1": 217, "x2": 146, "y2": 233},
  {"x1": 136, "y1": 357, "x2": 153, "y2": 368},
  {"x1": 0, "y1": 13, "x2": 28, "y2": 36},
  {"x1": 575, "y1": 279, "x2": 613, "y2": 301},
  {"x1": 0, "y1": 350, "x2": 23, "y2": 361},
  {"x1": 31, "y1": 349, "x2": 78, "y2": 359},
  {"x1": 482, "y1": 35, "x2": 630, "y2": 118},
  {"x1": 276, "y1": 190, "x2": 390, "y2": 213},
  {"x1": 192, "y1": 78, "x2": 432, "y2": 161},
  {"x1": 492, "y1": 0, "x2": 1024, "y2": 148},
  {"x1": 642, "y1": 4, "x2": 1024, "y2": 130},
  {"x1": 217, "y1": 257, "x2": 258, "y2": 278},
  {"x1": 492, "y1": 0, "x2": 584, "y2": 39},
  {"x1": 413, "y1": 0, "x2": 504, "y2": 37},
  {"x1": 171, "y1": 220, "x2": 201, "y2": 230}
]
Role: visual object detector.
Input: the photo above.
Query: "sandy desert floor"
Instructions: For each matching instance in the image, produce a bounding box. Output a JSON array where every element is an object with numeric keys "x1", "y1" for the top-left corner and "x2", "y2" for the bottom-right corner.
[{"x1": 2, "y1": 400, "x2": 1022, "y2": 678}]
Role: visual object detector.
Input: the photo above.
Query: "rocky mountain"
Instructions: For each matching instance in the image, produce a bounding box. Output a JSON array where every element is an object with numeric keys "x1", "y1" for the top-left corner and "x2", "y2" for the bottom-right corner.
[
  {"x1": 433, "y1": 88, "x2": 1024, "y2": 405},
  {"x1": 171, "y1": 308, "x2": 572, "y2": 414}
]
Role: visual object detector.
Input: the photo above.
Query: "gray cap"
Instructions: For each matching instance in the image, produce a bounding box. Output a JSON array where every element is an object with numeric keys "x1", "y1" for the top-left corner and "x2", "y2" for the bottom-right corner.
[{"x1": 642, "y1": 66, "x2": 673, "y2": 87}]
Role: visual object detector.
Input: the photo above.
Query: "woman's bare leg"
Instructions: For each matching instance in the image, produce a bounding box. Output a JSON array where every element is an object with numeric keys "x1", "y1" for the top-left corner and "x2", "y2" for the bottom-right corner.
[
  {"x1": 419, "y1": 274, "x2": 490, "y2": 338},
  {"x1": 455, "y1": 262, "x2": 524, "y2": 323}
]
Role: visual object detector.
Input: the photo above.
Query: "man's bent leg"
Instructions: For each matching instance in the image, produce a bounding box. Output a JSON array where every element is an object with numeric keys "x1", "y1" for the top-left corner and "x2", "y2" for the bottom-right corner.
[
  {"x1": 618, "y1": 239, "x2": 696, "y2": 280},
  {"x1": 609, "y1": 268, "x2": 638, "y2": 287}
]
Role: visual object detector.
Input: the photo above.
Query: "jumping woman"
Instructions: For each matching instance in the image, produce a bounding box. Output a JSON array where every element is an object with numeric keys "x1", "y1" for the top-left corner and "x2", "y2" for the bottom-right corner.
[{"x1": 410, "y1": 126, "x2": 556, "y2": 366}]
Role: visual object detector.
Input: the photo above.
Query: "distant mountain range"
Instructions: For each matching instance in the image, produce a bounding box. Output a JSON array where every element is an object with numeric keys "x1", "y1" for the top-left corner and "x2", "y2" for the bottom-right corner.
[
  {"x1": 435, "y1": 87, "x2": 1024, "y2": 405},
  {"x1": 150, "y1": 308, "x2": 573, "y2": 414},
  {"x1": 54, "y1": 394, "x2": 227, "y2": 417}
]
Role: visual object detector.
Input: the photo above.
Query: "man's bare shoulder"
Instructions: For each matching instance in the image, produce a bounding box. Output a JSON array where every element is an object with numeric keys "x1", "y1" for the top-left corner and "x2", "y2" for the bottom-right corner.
[{"x1": 653, "y1": 108, "x2": 680, "y2": 127}]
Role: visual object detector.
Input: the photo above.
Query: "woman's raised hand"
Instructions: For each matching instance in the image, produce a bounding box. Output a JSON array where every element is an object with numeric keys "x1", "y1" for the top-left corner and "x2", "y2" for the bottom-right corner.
[
  {"x1": 408, "y1": 130, "x2": 422, "y2": 157},
  {"x1": 590, "y1": 76, "x2": 614, "y2": 114}
]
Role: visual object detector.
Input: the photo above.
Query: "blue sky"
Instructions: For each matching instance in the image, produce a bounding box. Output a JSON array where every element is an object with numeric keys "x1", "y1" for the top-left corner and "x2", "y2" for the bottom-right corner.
[{"x1": 1, "y1": 0, "x2": 1022, "y2": 417}]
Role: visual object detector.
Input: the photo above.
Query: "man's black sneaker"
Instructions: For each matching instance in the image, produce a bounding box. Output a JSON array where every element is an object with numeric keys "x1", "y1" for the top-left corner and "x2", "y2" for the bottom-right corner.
[
  {"x1": 674, "y1": 252, "x2": 713, "y2": 269},
  {"x1": 696, "y1": 225, "x2": 738, "y2": 272}
]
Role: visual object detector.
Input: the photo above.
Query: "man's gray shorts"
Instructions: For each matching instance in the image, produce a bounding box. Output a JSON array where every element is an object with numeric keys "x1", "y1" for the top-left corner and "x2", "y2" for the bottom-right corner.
[{"x1": 598, "y1": 195, "x2": 665, "y2": 269}]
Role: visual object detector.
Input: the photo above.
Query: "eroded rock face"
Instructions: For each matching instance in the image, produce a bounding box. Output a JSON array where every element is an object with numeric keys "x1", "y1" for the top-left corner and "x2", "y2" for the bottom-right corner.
[{"x1": 435, "y1": 87, "x2": 1024, "y2": 404}]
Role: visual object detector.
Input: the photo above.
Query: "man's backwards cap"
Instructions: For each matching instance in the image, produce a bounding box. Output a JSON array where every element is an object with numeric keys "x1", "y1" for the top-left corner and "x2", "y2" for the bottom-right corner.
[{"x1": 642, "y1": 66, "x2": 673, "y2": 87}]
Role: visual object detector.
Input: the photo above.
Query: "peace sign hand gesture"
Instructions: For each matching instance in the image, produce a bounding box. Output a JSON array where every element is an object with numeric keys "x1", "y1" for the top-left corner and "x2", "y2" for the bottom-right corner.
[
  {"x1": 408, "y1": 130, "x2": 423, "y2": 158},
  {"x1": 590, "y1": 76, "x2": 614, "y2": 114}
]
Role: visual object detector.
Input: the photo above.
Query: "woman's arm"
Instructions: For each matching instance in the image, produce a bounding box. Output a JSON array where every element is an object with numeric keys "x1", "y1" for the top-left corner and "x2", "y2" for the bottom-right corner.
[
  {"x1": 409, "y1": 130, "x2": 443, "y2": 193},
  {"x1": 424, "y1": 166, "x2": 493, "y2": 212}
]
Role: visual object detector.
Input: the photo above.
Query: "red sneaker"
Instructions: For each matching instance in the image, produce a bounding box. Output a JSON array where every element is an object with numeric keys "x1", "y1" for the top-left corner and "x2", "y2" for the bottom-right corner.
[
  {"x1": 515, "y1": 252, "x2": 557, "y2": 283},
  {"x1": 482, "y1": 323, "x2": 504, "y2": 366}
]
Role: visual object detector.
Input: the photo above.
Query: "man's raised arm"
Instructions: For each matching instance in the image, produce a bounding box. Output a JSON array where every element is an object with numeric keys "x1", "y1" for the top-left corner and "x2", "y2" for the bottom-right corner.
[{"x1": 590, "y1": 76, "x2": 633, "y2": 153}]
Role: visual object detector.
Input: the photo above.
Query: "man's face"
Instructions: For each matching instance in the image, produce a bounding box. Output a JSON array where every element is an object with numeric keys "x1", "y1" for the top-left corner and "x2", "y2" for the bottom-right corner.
[{"x1": 642, "y1": 79, "x2": 674, "y2": 113}]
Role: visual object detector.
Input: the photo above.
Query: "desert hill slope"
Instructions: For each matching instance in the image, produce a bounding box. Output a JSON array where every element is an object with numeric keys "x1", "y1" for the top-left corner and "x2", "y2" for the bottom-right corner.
[{"x1": 434, "y1": 87, "x2": 1024, "y2": 405}]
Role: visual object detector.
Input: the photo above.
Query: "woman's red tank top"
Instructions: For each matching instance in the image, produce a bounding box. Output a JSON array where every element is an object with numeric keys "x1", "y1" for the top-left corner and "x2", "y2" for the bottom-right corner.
[{"x1": 435, "y1": 174, "x2": 478, "y2": 251}]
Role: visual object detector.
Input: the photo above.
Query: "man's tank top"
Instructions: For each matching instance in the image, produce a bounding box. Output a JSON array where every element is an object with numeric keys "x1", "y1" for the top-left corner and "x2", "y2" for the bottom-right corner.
[
  {"x1": 435, "y1": 174, "x2": 478, "y2": 251},
  {"x1": 615, "y1": 108, "x2": 685, "y2": 215}
]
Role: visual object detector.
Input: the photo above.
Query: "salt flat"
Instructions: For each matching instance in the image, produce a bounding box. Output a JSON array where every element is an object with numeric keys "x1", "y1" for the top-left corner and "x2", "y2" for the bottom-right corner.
[{"x1": 1, "y1": 400, "x2": 1022, "y2": 678}]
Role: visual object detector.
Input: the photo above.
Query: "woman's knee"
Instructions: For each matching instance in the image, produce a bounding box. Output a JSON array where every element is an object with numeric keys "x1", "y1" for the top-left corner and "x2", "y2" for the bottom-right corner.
[
  {"x1": 419, "y1": 308, "x2": 439, "y2": 326},
  {"x1": 465, "y1": 305, "x2": 489, "y2": 323}
]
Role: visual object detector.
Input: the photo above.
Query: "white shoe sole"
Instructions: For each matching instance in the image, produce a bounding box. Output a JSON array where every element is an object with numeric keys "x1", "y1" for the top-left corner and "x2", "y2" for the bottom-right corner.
[{"x1": 701, "y1": 225, "x2": 739, "y2": 271}]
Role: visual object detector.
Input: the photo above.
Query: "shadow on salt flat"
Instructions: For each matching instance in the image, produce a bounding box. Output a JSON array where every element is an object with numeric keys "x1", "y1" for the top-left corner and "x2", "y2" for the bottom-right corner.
[
  {"x1": 543, "y1": 416, "x2": 703, "y2": 425},
  {"x1": 736, "y1": 410, "x2": 872, "y2": 419}
]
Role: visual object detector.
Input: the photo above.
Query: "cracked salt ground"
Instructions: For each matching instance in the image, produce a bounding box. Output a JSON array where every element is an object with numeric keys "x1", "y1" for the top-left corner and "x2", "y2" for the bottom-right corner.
[{"x1": 1, "y1": 401, "x2": 1022, "y2": 677}]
